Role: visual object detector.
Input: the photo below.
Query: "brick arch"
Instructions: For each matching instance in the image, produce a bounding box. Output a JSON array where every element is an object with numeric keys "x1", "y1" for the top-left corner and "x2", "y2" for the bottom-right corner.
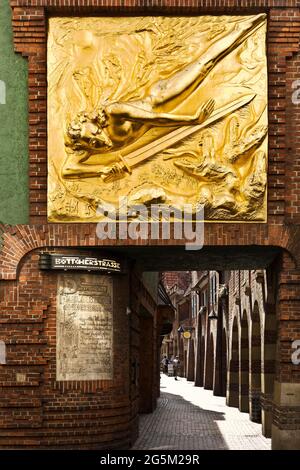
[
  {"x1": 0, "y1": 223, "x2": 123, "y2": 280},
  {"x1": 1, "y1": 223, "x2": 300, "y2": 280}
]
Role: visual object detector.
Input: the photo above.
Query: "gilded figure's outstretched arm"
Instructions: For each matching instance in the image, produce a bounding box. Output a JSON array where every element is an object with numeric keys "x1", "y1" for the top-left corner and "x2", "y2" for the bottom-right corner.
[
  {"x1": 107, "y1": 98, "x2": 215, "y2": 126},
  {"x1": 146, "y1": 14, "x2": 265, "y2": 107}
]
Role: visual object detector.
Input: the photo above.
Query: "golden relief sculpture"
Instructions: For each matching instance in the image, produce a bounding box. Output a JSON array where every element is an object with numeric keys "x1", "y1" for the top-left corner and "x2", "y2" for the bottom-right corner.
[{"x1": 47, "y1": 15, "x2": 268, "y2": 222}]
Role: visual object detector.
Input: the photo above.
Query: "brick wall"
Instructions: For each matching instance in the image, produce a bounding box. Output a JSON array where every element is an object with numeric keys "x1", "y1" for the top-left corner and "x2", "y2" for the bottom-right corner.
[
  {"x1": 0, "y1": 247, "x2": 132, "y2": 449},
  {"x1": 276, "y1": 251, "x2": 300, "y2": 383},
  {"x1": 0, "y1": 0, "x2": 300, "y2": 449},
  {"x1": 4, "y1": 1, "x2": 299, "y2": 253},
  {"x1": 161, "y1": 272, "x2": 180, "y2": 290}
]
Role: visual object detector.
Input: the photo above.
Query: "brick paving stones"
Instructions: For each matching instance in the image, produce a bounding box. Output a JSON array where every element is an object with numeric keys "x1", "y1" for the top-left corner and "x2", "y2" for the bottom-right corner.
[{"x1": 133, "y1": 375, "x2": 271, "y2": 450}]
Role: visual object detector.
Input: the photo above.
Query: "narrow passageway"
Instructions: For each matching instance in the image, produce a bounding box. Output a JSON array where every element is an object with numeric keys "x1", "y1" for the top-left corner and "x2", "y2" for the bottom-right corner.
[{"x1": 133, "y1": 375, "x2": 271, "y2": 450}]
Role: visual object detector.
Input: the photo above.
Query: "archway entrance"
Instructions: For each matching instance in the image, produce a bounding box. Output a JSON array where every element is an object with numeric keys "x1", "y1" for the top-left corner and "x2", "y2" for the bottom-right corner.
[
  {"x1": 133, "y1": 246, "x2": 282, "y2": 449},
  {"x1": 136, "y1": 259, "x2": 279, "y2": 450}
]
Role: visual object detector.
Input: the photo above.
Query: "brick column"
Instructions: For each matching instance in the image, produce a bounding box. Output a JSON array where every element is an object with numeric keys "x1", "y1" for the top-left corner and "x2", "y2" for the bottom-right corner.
[
  {"x1": 187, "y1": 338, "x2": 195, "y2": 382},
  {"x1": 227, "y1": 316, "x2": 239, "y2": 407},
  {"x1": 261, "y1": 299, "x2": 277, "y2": 438},
  {"x1": 214, "y1": 305, "x2": 227, "y2": 397},
  {"x1": 249, "y1": 304, "x2": 262, "y2": 423},
  {"x1": 204, "y1": 331, "x2": 214, "y2": 390},
  {"x1": 194, "y1": 312, "x2": 203, "y2": 387},
  {"x1": 239, "y1": 312, "x2": 250, "y2": 412}
]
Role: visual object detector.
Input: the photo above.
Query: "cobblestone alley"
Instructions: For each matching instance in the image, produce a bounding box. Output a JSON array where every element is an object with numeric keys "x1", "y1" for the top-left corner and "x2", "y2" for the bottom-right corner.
[{"x1": 133, "y1": 375, "x2": 271, "y2": 450}]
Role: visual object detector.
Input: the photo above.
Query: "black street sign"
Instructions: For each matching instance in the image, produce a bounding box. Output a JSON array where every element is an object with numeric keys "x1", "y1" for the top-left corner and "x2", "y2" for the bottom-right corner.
[{"x1": 39, "y1": 253, "x2": 126, "y2": 274}]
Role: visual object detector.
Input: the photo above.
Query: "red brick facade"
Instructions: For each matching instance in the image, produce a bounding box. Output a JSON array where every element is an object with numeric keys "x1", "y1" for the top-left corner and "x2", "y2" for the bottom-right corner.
[
  {"x1": 0, "y1": 247, "x2": 133, "y2": 448},
  {"x1": 162, "y1": 265, "x2": 299, "y2": 443},
  {"x1": 0, "y1": 0, "x2": 299, "y2": 449}
]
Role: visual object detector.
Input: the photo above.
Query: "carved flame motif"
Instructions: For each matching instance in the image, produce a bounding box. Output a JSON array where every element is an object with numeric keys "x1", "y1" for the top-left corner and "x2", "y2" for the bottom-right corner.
[{"x1": 47, "y1": 15, "x2": 268, "y2": 222}]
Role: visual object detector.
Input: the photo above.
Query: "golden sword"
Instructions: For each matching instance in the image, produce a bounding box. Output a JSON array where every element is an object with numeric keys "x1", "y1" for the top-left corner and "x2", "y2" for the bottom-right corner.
[{"x1": 102, "y1": 94, "x2": 256, "y2": 182}]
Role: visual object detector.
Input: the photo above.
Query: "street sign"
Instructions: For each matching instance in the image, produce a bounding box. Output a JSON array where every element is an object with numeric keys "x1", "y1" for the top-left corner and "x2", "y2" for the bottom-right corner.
[
  {"x1": 183, "y1": 331, "x2": 191, "y2": 339},
  {"x1": 39, "y1": 253, "x2": 126, "y2": 273}
]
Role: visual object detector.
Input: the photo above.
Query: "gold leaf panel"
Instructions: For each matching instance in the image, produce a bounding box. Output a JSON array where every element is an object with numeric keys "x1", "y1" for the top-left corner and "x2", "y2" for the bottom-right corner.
[{"x1": 47, "y1": 15, "x2": 268, "y2": 222}]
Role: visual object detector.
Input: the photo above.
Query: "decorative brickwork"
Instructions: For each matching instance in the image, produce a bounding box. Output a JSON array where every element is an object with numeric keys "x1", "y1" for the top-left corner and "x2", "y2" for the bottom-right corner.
[
  {"x1": 1, "y1": 223, "x2": 300, "y2": 280},
  {"x1": 0, "y1": 247, "x2": 132, "y2": 448},
  {"x1": 0, "y1": 0, "x2": 299, "y2": 450},
  {"x1": 6, "y1": 1, "x2": 300, "y2": 231}
]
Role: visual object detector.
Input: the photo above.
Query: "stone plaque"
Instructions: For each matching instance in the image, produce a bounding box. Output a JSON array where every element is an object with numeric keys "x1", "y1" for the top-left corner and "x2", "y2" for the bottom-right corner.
[{"x1": 56, "y1": 273, "x2": 113, "y2": 381}]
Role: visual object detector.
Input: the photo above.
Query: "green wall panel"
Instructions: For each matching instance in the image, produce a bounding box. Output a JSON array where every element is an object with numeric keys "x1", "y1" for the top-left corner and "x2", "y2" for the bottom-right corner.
[{"x1": 0, "y1": 0, "x2": 28, "y2": 224}]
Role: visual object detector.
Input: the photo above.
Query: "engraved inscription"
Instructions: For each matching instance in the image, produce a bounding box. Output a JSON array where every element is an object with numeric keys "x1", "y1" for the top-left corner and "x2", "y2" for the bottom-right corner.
[{"x1": 56, "y1": 274, "x2": 113, "y2": 381}]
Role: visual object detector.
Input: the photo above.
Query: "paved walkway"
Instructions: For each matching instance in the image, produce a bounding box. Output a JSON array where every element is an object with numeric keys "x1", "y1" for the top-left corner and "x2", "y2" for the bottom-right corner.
[{"x1": 133, "y1": 374, "x2": 271, "y2": 450}]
